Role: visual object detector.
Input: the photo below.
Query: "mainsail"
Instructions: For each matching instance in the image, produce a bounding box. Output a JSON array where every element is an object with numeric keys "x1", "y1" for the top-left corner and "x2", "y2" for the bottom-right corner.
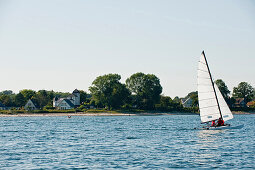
[{"x1": 197, "y1": 51, "x2": 233, "y2": 123}]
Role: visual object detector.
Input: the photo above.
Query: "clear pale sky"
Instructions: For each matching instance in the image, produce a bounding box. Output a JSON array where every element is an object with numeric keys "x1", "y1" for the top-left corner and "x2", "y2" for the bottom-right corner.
[{"x1": 0, "y1": 0, "x2": 254, "y2": 98}]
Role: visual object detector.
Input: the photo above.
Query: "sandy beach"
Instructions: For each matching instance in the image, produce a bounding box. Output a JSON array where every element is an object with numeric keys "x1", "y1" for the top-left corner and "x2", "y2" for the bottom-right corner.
[
  {"x1": 232, "y1": 111, "x2": 255, "y2": 115},
  {"x1": 0, "y1": 112, "x2": 198, "y2": 117},
  {"x1": 0, "y1": 112, "x2": 134, "y2": 117},
  {"x1": 0, "y1": 111, "x2": 253, "y2": 117}
]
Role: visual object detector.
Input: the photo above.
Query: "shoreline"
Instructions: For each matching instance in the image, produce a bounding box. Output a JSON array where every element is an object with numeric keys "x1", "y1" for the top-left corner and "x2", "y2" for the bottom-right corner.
[
  {"x1": 0, "y1": 112, "x2": 133, "y2": 117},
  {"x1": 0, "y1": 111, "x2": 254, "y2": 117},
  {"x1": 232, "y1": 111, "x2": 255, "y2": 115},
  {"x1": 0, "y1": 112, "x2": 196, "y2": 117}
]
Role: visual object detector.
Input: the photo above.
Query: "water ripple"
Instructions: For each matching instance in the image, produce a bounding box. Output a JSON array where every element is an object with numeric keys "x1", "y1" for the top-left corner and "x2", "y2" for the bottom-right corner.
[{"x1": 0, "y1": 115, "x2": 254, "y2": 169}]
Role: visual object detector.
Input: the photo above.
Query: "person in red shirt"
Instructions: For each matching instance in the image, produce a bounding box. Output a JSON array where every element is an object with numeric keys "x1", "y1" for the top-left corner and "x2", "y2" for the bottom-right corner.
[
  {"x1": 211, "y1": 120, "x2": 216, "y2": 127},
  {"x1": 217, "y1": 117, "x2": 224, "y2": 126}
]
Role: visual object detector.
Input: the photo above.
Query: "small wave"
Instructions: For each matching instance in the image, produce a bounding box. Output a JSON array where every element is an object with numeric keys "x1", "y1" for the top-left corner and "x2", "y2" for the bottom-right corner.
[
  {"x1": 126, "y1": 136, "x2": 138, "y2": 139},
  {"x1": 114, "y1": 128, "x2": 124, "y2": 131},
  {"x1": 0, "y1": 131, "x2": 19, "y2": 133}
]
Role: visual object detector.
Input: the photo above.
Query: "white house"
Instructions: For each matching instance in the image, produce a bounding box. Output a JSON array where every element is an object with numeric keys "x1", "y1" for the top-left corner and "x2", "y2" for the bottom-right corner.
[
  {"x1": 55, "y1": 99, "x2": 75, "y2": 110},
  {"x1": 24, "y1": 99, "x2": 39, "y2": 110},
  {"x1": 53, "y1": 89, "x2": 80, "y2": 110},
  {"x1": 181, "y1": 97, "x2": 193, "y2": 108}
]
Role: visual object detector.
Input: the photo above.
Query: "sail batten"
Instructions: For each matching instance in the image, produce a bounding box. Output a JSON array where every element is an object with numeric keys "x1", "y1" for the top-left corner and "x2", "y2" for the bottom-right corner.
[
  {"x1": 199, "y1": 97, "x2": 217, "y2": 101},
  {"x1": 197, "y1": 51, "x2": 233, "y2": 123},
  {"x1": 198, "y1": 69, "x2": 209, "y2": 73},
  {"x1": 197, "y1": 77, "x2": 211, "y2": 79},
  {"x1": 200, "y1": 105, "x2": 219, "y2": 109}
]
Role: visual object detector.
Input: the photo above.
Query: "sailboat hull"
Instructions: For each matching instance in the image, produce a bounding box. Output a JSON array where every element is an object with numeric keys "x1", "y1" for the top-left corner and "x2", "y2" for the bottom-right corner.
[{"x1": 196, "y1": 124, "x2": 244, "y2": 130}]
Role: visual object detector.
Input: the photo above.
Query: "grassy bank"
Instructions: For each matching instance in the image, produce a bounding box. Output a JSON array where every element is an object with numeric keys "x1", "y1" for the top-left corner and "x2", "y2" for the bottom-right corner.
[
  {"x1": 1, "y1": 107, "x2": 254, "y2": 116},
  {"x1": 0, "y1": 108, "x2": 198, "y2": 115}
]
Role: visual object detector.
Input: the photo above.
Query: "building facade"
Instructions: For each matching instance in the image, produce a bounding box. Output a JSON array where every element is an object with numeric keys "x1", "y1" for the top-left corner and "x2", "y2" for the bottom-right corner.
[
  {"x1": 53, "y1": 89, "x2": 80, "y2": 110},
  {"x1": 24, "y1": 99, "x2": 39, "y2": 110},
  {"x1": 181, "y1": 97, "x2": 193, "y2": 108}
]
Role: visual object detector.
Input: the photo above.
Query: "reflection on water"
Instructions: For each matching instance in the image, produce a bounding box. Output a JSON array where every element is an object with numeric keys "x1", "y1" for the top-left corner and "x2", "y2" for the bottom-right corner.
[
  {"x1": 197, "y1": 129, "x2": 223, "y2": 142},
  {"x1": 193, "y1": 130, "x2": 223, "y2": 165}
]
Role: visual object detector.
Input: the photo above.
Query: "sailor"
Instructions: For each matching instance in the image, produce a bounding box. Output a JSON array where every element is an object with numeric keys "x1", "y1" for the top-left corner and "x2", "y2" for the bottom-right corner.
[
  {"x1": 217, "y1": 117, "x2": 224, "y2": 126},
  {"x1": 211, "y1": 120, "x2": 216, "y2": 127}
]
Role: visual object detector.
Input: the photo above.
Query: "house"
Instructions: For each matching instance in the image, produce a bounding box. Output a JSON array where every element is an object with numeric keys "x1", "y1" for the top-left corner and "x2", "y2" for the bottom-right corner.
[
  {"x1": 55, "y1": 99, "x2": 75, "y2": 110},
  {"x1": 247, "y1": 100, "x2": 255, "y2": 108},
  {"x1": 53, "y1": 89, "x2": 80, "y2": 110},
  {"x1": 233, "y1": 98, "x2": 247, "y2": 107},
  {"x1": 0, "y1": 101, "x2": 7, "y2": 110},
  {"x1": 181, "y1": 97, "x2": 193, "y2": 108},
  {"x1": 24, "y1": 99, "x2": 39, "y2": 110}
]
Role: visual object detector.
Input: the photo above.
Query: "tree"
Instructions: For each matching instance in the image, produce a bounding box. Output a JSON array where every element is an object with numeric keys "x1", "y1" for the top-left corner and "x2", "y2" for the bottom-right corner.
[
  {"x1": 20, "y1": 89, "x2": 36, "y2": 101},
  {"x1": 0, "y1": 94, "x2": 13, "y2": 107},
  {"x1": 47, "y1": 90, "x2": 55, "y2": 100},
  {"x1": 33, "y1": 90, "x2": 51, "y2": 108},
  {"x1": 214, "y1": 79, "x2": 230, "y2": 101},
  {"x1": 89, "y1": 74, "x2": 131, "y2": 109},
  {"x1": 14, "y1": 93, "x2": 26, "y2": 107},
  {"x1": 53, "y1": 91, "x2": 71, "y2": 98},
  {"x1": 187, "y1": 91, "x2": 198, "y2": 107},
  {"x1": 155, "y1": 96, "x2": 172, "y2": 111},
  {"x1": 0, "y1": 90, "x2": 15, "y2": 107},
  {"x1": 79, "y1": 90, "x2": 87, "y2": 104},
  {"x1": 155, "y1": 95, "x2": 183, "y2": 111},
  {"x1": 0, "y1": 90, "x2": 13, "y2": 95},
  {"x1": 253, "y1": 89, "x2": 255, "y2": 100},
  {"x1": 173, "y1": 96, "x2": 181, "y2": 103},
  {"x1": 126, "y1": 72, "x2": 162, "y2": 109},
  {"x1": 232, "y1": 82, "x2": 254, "y2": 102},
  {"x1": 156, "y1": 96, "x2": 174, "y2": 111}
]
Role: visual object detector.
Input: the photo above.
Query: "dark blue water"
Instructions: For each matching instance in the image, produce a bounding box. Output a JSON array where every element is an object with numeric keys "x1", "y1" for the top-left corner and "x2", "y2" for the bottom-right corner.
[{"x1": 0, "y1": 115, "x2": 254, "y2": 169}]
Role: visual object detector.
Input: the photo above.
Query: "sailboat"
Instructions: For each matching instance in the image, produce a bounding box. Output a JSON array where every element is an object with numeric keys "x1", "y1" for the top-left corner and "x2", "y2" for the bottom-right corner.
[{"x1": 197, "y1": 51, "x2": 243, "y2": 130}]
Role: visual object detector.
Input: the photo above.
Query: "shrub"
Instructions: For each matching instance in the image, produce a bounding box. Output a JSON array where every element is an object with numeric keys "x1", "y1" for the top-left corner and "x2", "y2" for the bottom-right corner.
[{"x1": 44, "y1": 106, "x2": 55, "y2": 110}]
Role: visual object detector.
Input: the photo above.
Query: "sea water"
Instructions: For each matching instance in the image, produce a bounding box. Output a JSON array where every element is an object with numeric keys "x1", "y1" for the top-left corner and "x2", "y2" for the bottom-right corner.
[{"x1": 0, "y1": 115, "x2": 254, "y2": 169}]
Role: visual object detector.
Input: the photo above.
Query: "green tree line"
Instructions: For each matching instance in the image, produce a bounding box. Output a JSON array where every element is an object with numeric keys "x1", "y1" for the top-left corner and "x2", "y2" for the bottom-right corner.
[
  {"x1": 0, "y1": 73, "x2": 254, "y2": 111},
  {"x1": 89, "y1": 73, "x2": 164, "y2": 110},
  {"x1": 215, "y1": 79, "x2": 255, "y2": 106},
  {"x1": 86, "y1": 73, "x2": 255, "y2": 111},
  {"x1": 0, "y1": 90, "x2": 87, "y2": 109}
]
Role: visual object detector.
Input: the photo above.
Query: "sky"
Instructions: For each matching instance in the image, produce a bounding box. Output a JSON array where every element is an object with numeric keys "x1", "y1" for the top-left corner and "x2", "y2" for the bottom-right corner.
[{"x1": 0, "y1": 0, "x2": 254, "y2": 98}]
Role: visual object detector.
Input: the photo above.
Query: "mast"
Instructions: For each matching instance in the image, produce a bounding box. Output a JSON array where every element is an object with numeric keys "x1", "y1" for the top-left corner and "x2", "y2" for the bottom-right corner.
[{"x1": 202, "y1": 51, "x2": 223, "y2": 120}]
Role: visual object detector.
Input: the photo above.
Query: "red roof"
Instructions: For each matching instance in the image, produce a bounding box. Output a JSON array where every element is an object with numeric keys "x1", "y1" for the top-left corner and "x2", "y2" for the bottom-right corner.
[{"x1": 247, "y1": 101, "x2": 255, "y2": 107}]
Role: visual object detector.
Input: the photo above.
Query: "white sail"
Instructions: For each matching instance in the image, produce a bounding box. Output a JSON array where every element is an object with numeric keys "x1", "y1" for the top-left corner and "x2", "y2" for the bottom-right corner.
[
  {"x1": 214, "y1": 84, "x2": 234, "y2": 121},
  {"x1": 197, "y1": 52, "x2": 233, "y2": 123},
  {"x1": 198, "y1": 53, "x2": 220, "y2": 123}
]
